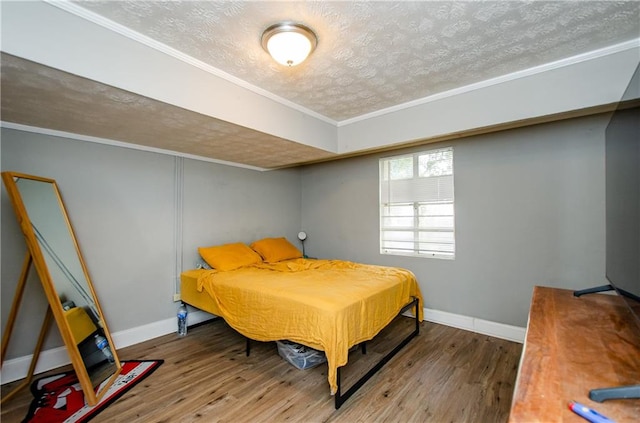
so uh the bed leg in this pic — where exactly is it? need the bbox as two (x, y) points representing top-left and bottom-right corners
(361, 342), (367, 355)
(246, 338), (250, 356)
(335, 367), (342, 409)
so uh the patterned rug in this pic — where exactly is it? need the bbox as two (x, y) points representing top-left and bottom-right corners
(23, 360), (163, 423)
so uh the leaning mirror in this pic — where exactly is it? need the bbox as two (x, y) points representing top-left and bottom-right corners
(1, 171), (120, 405)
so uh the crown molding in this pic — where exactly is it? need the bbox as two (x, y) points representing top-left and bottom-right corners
(44, 0), (338, 127)
(339, 38), (640, 127)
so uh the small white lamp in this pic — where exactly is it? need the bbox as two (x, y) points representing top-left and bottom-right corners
(298, 231), (308, 258)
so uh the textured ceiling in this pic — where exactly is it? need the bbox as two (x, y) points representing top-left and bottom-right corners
(0, 53), (336, 169)
(2, 1), (640, 169)
(74, 0), (640, 121)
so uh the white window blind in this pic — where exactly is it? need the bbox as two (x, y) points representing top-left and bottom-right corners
(379, 147), (455, 259)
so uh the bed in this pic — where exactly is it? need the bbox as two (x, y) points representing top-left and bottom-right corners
(180, 238), (423, 408)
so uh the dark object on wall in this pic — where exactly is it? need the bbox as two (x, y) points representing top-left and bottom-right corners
(573, 63), (640, 401)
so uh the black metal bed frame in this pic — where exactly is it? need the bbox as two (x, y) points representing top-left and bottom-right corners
(334, 296), (420, 409)
(244, 296), (420, 409)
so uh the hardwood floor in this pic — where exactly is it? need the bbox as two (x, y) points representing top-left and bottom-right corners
(1, 317), (522, 422)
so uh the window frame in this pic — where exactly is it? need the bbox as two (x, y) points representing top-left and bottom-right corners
(379, 147), (455, 260)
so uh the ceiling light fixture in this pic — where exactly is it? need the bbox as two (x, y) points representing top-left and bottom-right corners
(261, 22), (317, 67)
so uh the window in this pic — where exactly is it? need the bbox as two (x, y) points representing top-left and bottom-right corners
(379, 147), (455, 259)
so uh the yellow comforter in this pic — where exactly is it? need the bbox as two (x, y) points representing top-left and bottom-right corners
(196, 258), (423, 394)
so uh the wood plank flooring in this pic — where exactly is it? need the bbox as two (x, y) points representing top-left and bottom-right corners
(1, 317), (522, 422)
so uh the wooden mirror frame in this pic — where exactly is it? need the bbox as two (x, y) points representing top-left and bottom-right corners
(1, 171), (121, 405)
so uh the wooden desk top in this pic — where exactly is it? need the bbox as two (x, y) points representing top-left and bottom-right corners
(509, 286), (640, 422)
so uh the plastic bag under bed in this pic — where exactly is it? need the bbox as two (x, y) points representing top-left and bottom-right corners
(276, 340), (327, 370)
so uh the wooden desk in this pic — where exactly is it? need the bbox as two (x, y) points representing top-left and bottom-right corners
(509, 286), (640, 422)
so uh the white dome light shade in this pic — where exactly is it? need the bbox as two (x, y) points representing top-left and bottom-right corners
(267, 32), (311, 66)
(262, 23), (317, 67)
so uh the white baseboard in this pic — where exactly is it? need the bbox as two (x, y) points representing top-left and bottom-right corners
(0, 309), (216, 385)
(423, 308), (526, 343)
(0, 346), (71, 386)
(2, 307), (523, 385)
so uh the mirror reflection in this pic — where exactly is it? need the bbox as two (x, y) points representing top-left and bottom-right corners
(13, 176), (118, 389)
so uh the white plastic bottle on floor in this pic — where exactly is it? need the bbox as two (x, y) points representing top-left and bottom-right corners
(177, 303), (188, 336)
(94, 334), (114, 362)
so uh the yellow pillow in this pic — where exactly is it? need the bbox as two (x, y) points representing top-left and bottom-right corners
(250, 237), (302, 263)
(64, 307), (97, 344)
(198, 242), (262, 271)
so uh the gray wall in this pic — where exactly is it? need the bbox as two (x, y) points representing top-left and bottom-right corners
(1, 112), (609, 359)
(301, 114), (608, 327)
(1, 128), (301, 358)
